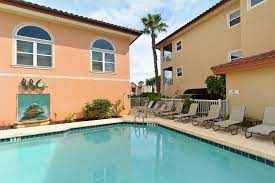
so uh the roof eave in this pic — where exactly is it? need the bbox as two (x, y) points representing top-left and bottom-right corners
(156, 0), (233, 48)
(0, 0), (142, 40)
(211, 50), (275, 75)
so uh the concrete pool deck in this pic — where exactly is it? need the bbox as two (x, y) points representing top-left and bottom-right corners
(0, 115), (274, 162)
(125, 114), (275, 162)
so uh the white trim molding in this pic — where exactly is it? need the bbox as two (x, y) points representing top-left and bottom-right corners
(0, 72), (129, 82)
(13, 23), (55, 69)
(247, 0), (267, 10)
(175, 40), (182, 52)
(227, 8), (240, 29)
(228, 49), (243, 62)
(176, 67), (183, 78)
(90, 38), (116, 74)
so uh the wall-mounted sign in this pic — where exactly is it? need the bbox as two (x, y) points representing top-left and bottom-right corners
(229, 89), (239, 96)
(20, 78), (48, 91)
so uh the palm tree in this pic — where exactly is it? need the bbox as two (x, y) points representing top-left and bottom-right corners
(141, 14), (168, 94)
(146, 78), (154, 92)
(145, 78), (152, 87)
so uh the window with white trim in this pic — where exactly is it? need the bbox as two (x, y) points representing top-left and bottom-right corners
(15, 25), (53, 68)
(230, 50), (243, 62)
(249, 0), (266, 9)
(228, 9), (240, 27)
(176, 41), (182, 51)
(91, 39), (115, 73)
(176, 67), (183, 77)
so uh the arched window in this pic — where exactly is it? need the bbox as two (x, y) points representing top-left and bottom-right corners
(91, 39), (115, 73)
(15, 25), (53, 68)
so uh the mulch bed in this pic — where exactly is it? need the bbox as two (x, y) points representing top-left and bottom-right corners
(0, 126), (13, 130)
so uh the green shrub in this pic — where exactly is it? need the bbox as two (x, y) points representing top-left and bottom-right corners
(83, 99), (113, 120)
(112, 100), (125, 117)
(205, 75), (226, 99)
(139, 92), (161, 102)
(65, 113), (77, 123)
(182, 96), (193, 113)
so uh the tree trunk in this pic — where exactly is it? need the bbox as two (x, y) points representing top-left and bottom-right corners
(151, 33), (161, 94)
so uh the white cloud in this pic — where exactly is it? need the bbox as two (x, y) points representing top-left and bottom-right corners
(86, 0), (213, 83)
(26, 0), (219, 83)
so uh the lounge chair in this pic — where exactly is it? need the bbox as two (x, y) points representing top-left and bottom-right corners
(148, 101), (161, 113)
(245, 107), (275, 144)
(137, 101), (154, 112)
(171, 103), (199, 121)
(154, 102), (173, 116)
(152, 103), (166, 114)
(192, 104), (222, 128)
(162, 102), (184, 117)
(213, 105), (246, 135)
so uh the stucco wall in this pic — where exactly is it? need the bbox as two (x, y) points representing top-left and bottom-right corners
(227, 67), (275, 120)
(240, 0), (275, 57)
(160, 1), (241, 96)
(0, 11), (131, 124)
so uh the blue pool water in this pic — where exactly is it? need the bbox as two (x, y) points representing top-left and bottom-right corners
(0, 124), (274, 183)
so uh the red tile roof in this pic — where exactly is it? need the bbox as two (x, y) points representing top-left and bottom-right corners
(156, 0), (232, 48)
(1, 0), (142, 37)
(211, 50), (275, 75)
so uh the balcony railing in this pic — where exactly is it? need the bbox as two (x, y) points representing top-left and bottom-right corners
(163, 53), (172, 63)
(164, 78), (173, 86)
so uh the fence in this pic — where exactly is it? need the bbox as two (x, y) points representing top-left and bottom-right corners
(130, 97), (149, 107)
(160, 98), (229, 118)
(131, 97), (229, 118)
(193, 99), (229, 118)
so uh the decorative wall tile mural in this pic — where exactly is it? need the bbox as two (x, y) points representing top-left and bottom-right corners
(17, 94), (50, 122)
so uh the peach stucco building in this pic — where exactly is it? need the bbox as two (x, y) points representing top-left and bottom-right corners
(0, 0), (141, 124)
(157, 0), (275, 119)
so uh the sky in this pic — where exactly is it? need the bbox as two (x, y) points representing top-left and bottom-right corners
(28, 0), (220, 83)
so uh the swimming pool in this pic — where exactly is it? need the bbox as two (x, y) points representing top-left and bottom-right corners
(0, 124), (274, 183)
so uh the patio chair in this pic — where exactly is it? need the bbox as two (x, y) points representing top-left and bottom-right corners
(171, 103), (199, 121)
(192, 104), (222, 128)
(137, 101), (154, 112)
(162, 102), (184, 117)
(148, 101), (161, 113)
(154, 102), (173, 116)
(245, 107), (275, 144)
(213, 105), (246, 135)
(152, 103), (166, 114)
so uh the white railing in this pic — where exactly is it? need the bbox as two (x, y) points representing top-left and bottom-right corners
(160, 98), (229, 118)
(164, 78), (173, 86)
(163, 53), (172, 63)
(193, 99), (229, 118)
(131, 97), (229, 118)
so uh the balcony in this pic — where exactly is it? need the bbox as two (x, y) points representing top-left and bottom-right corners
(163, 67), (173, 87)
(163, 53), (172, 63)
(162, 43), (172, 63)
(164, 78), (173, 86)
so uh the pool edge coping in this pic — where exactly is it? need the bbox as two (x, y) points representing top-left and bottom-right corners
(0, 116), (274, 167)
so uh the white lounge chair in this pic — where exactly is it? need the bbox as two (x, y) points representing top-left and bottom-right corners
(192, 104), (222, 128)
(148, 101), (161, 113)
(154, 102), (173, 116)
(172, 103), (198, 121)
(152, 103), (166, 114)
(162, 102), (184, 117)
(213, 105), (246, 135)
(137, 101), (154, 113)
(245, 107), (275, 144)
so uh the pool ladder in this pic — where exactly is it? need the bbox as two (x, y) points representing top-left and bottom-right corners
(134, 110), (148, 123)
